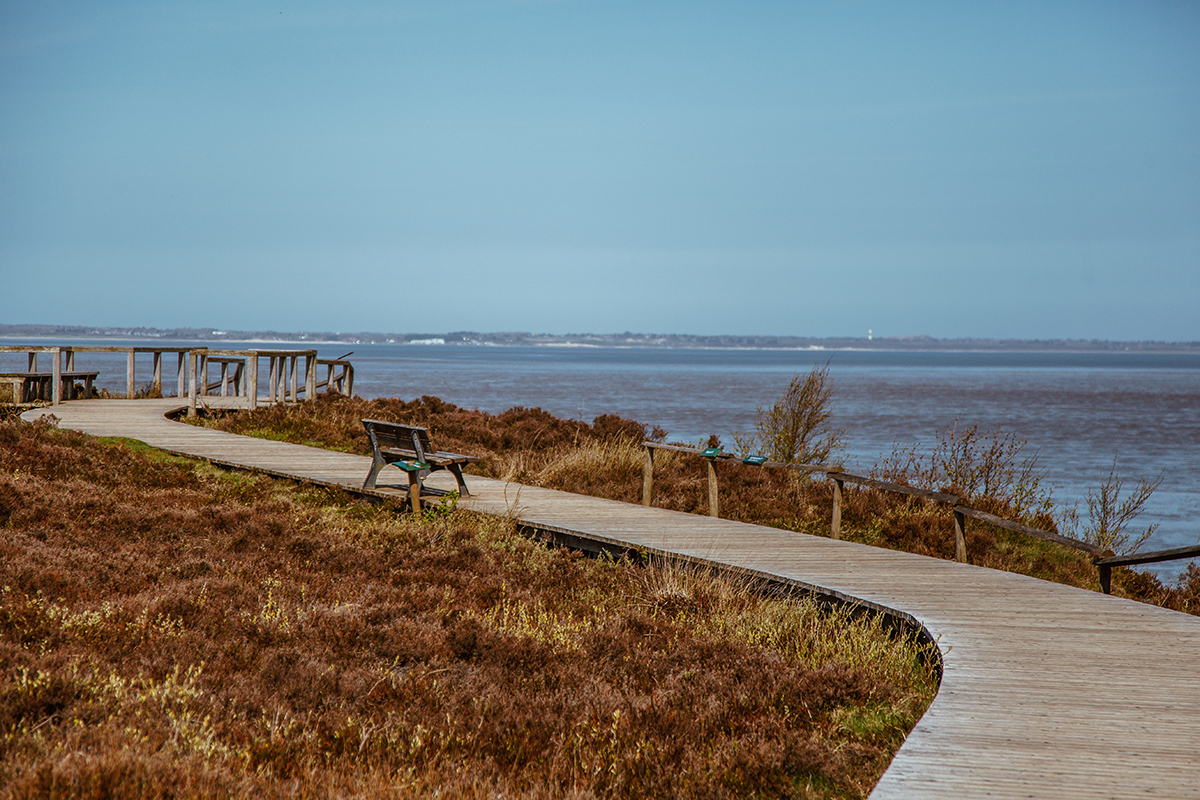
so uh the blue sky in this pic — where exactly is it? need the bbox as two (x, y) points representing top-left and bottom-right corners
(2, 1), (1198, 339)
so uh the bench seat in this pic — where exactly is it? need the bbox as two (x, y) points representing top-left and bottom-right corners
(0, 372), (99, 403)
(361, 419), (478, 510)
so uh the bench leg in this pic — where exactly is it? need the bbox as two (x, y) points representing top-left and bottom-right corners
(363, 455), (386, 490)
(448, 463), (470, 497)
(408, 471), (422, 512)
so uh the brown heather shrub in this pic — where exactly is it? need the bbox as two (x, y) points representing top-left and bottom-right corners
(196, 392), (658, 465)
(0, 419), (937, 798)
(0, 403), (29, 424)
(194, 395), (1200, 615)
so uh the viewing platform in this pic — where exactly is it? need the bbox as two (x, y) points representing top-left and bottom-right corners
(0, 344), (353, 411)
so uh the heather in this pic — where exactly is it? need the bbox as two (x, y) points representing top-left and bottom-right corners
(0, 419), (936, 798)
(196, 393), (1200, 615)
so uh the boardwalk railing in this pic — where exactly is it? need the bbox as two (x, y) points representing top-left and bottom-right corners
(315, 358), (354, 396)
(1, 345), (194, 404)
(642, 441), (1197, 593)
(1095, 544), (1200, 594)
(0, 345), (354, 413)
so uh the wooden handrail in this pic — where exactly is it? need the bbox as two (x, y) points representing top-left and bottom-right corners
(641, 441), (838, 519)
(826, 471), (961, 505)
(954, 505), (1108, 556)
(639, 440), (1175, 591)
(314, 358), (353, 396)
(1, 345), (205, 403)
(643, 441), (833, 471)
(3, 345), (351, 412)
(1095, 543), (1200, 568)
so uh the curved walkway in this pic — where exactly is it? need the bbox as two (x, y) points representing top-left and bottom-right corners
(23, 399), (1200, 799)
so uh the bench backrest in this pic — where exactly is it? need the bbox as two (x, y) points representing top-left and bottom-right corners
(362, 419), (435, 460)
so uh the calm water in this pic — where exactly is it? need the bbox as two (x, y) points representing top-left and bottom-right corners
(6, 339), (1198, 580)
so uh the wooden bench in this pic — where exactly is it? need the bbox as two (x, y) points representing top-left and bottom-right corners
(361, 419), (476, 510)
(0, 372), (99, 403)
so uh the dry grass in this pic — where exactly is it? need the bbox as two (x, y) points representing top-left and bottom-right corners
(1, 418), (937, 798)
(194, 394), (1200, 616)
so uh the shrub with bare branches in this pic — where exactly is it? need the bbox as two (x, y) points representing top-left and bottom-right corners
(873, 419), (1054, 522)
(1058, 457), (1164, 555)
(734, 364), (844, 466)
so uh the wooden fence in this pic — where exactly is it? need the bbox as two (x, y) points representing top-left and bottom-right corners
(642, 441), (1199, 593)
(0, 345), (353, 415)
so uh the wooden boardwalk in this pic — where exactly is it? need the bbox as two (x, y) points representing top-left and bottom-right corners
(23, 399), (1200, 799)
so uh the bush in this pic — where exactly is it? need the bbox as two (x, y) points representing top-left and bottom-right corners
(1058, 457), (1163, 555)
(873, 419), (1054, 522)
(735, 364), (844, 465)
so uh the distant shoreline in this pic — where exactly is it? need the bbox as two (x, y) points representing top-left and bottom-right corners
(2, 324), (1198, 354)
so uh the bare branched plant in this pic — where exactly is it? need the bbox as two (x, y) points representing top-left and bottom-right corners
(1059, 458), (1163, 554)
(134, 381), (163, 399)
(873, 419), (1053, 520)
(735, 364), (844, 465)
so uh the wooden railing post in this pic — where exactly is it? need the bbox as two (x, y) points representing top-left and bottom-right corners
(126, 350), (136, 399)
(28, 351), (37, 371)
(305, 354), (316, 399)
(831, 478), (844, 540)
(290, 356), (299, 402)
(177, 352), (186, 398)
(642, 446), (654, 506)
(1091, 544), (1200, 594)
(51, 347), (62, 405)
(187, 351), (198, 417)
(345, 364), (354, 396)
(953, 508), (967, 563)
(247, 353), (259, 409)
(706, 458), (719, 518)
(152, 351), (162, 394)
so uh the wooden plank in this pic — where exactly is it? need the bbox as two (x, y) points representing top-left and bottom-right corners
(642, 447), (653, 506)
(706, 458), (719, 517)
(51, 347), (61, 405)
(953, 508), (967, 563)
(126, 350), (136, 399)
(643, 441), (831, 472)
(828, 470), (962, 504)
(644, 441), (708, 455)
(1097, 543), (1200, 567)
(955, 505), (1107, 556)
(831, 477), (843, 540)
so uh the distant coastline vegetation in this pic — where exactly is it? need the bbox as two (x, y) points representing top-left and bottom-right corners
(2, 323), (1198, 352)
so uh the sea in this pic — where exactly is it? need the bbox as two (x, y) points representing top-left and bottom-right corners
(5, 338), (1198, 581)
